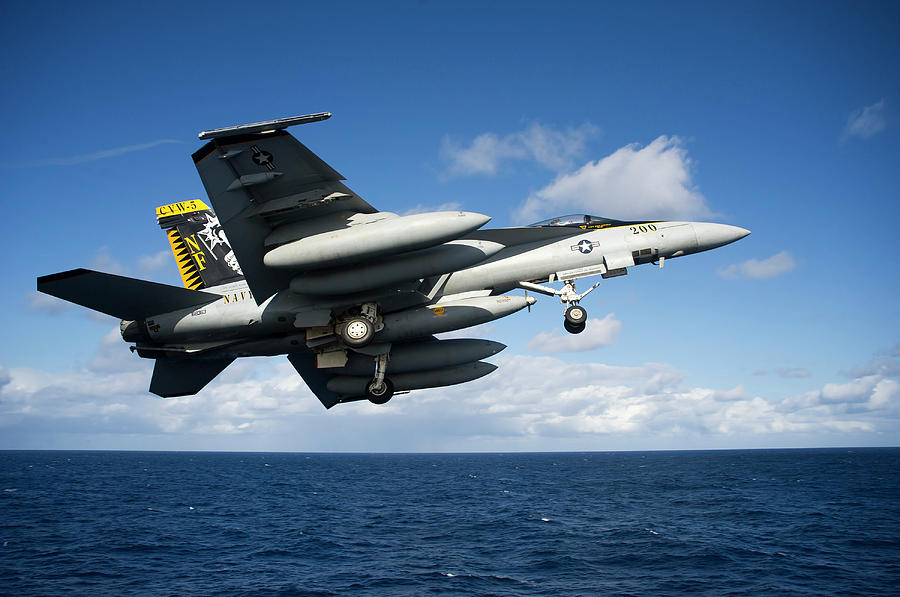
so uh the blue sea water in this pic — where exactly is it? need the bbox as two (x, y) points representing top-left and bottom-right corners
(2, 449), (899, 596)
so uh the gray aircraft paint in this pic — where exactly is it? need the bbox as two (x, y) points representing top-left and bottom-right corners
(337, 339), (506, 377)
(263, 211), (491, 269)
(326, 361), (498, 398)
(290, 239), (505, 296)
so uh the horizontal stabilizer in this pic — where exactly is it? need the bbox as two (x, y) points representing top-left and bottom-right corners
(150, 357), (234, 398)
(37, 269), (221, 320)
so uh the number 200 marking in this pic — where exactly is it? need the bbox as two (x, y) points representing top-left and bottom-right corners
(630, 224), (657, 234)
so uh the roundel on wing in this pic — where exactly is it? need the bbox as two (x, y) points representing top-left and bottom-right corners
(250, 145), (276, 170)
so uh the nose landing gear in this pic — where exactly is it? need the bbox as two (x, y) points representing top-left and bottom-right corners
(564, 304), (587, 334)
(518, 278), (600, 335)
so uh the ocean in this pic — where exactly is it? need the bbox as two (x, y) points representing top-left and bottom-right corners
(2, 449), (898, 595)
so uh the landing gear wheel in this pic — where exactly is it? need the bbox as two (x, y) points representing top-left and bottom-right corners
(367, 378), (394, 405)
(565, 305), (587, 325)
(564, 319), (586, 335)
(341, 317), (374, 348)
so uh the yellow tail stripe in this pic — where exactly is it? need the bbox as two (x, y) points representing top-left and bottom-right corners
(166, 229), (204, 290)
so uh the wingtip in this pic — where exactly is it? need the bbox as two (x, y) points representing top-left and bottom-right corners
(36, 268), (92, 288)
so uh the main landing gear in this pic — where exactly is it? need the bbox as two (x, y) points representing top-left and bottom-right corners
(366, 353), (394, 404)
(518, 278), (601, 335)
(339, 304), (393, 403)
(339, 302), (380, 348)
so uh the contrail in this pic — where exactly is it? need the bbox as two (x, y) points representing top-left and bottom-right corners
(2, 139), (183, 168)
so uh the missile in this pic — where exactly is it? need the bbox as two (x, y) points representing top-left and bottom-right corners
(338, 338), (506, 376)
(290, 239), (504, 295)
(264, 211), (491, 270)
(327, 361), (498, 397)
(376, 294), (535, 343)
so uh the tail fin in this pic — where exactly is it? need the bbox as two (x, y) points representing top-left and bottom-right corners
(156, 200), (245, 290)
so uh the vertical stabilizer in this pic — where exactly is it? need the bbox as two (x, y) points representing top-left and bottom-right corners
(156, 200), (245, 290)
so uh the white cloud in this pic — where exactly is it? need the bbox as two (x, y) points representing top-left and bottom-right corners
(90, 246), (127, 275)
(717, 250), (797, 280)
(137, 250), (173, 274)
(83, 246), (174, 279)
(1, 139), (182, 168)
(527, 314), (622, 353)
(869, 379), (899, 409)
(777, 367), (810, 379)
(516, 136), (711, 223)
(26, 291), (72, 315)
(441, 122), (599, 177)
(844, 99), (887, 139)
(820, 376), (879, 403)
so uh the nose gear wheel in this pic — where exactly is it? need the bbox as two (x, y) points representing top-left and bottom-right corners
(565, 305), (586, 325)
(564, 319), (586, 334)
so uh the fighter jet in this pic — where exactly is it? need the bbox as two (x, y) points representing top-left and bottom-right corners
(37, 113), (750, 408)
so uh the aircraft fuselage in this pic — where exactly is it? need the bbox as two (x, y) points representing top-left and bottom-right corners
(127, 219), (748, 352)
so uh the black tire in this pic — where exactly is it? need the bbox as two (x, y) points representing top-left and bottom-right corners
(341, 317), (374, 348)
(367, 378), (394, 405)
(564, 319), (586, 334)
(565, 305), (587, 325)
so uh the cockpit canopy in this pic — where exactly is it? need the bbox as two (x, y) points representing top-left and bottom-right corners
(528, 214), (634, 229)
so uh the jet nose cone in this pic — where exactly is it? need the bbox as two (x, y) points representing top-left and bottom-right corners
(692, 223), (751, 252)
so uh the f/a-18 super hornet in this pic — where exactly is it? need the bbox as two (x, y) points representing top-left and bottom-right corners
(37, 113), (749, 408)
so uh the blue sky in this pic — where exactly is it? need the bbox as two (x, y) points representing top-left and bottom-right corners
(1, 1), (898, 451)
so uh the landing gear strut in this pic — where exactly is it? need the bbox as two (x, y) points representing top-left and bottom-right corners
(366, 353), (394, 404)
(518, 278), (600, 335)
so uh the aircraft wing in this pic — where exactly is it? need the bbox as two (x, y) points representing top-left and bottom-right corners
(192, 118), (377, 303)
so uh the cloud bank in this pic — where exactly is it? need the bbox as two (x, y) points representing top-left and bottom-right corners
(3, 331), (898, 451)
